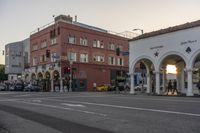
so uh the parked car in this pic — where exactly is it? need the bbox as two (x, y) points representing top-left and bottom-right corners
(9, 85), (15, 91)
(96, 84), (109, 91)
(0, 84), (6, 91)
(14, 83), (24, 91)
(24, 84), (41, 92)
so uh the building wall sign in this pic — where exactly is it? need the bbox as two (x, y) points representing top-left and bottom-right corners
(180, 40), (197, 45)
(150, 45), (163, 50)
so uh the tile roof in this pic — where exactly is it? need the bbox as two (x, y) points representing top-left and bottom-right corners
(129, 19), (200, 41)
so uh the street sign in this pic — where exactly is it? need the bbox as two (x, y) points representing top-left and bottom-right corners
(122, 51), (129, 56)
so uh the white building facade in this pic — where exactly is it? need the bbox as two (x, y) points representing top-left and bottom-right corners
(129, 20), (200, 96)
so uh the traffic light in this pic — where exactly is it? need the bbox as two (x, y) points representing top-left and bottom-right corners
(46, 49), (50, 58)
(66, 67), (71, 74)
(116, 47), (120, 56)
(64, 66), (71, 75)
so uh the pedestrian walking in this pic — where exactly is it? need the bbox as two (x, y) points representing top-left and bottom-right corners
(173, 80), (178, 94)
(167, 80), (172, 95)
(93, 82), (96, 92)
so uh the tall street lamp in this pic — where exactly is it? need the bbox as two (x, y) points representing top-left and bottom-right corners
(133, 28), (144, 35)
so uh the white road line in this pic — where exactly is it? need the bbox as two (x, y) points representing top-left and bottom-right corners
(61, 103), (85, 107)
(0, 92), (16, 95)
(45, 98), (200, 117)
(32, 99), (42, 103)
(10, 100), (106, 117)
(29, 95), (200, 104)
(0, 99), (19, 102)
(115, 96), (200, 103)
(14, 94), (30, 97)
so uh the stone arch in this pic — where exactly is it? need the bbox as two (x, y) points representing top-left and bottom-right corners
(45, 71), (51, 79)
(37, 72), (43, 80)
(24, 74), (30, 82)
(130, 55), (156, 73)
(158, 51), (188, 70)
(129, 55), (156, 94)
(52, 70), (60, 80)
(189, 49), (200, 68)
(157, 51), (188, 95)
(31, 73), (37, 80)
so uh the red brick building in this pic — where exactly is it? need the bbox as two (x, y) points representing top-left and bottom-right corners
(28, 15), (129, 91)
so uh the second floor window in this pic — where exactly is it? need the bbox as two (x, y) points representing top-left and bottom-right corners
(108, 43), (115, 50)
(93, 55), (104, 62)
(117, 58), (124, 66)
(80, 53), (88, 63)
(51, 52), (58, 62)
(68, 52), (77, 62)
(40, 55), (46, 63)
(108, 57), (115, 65)
(32, 44), (38, 51)
(41, 41), (47, 48)
(32, 57), (38, 66)
(68, 35), (76, 44)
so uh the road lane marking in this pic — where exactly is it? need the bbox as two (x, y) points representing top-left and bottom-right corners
(61, 103), (85, 107)
(14, 94), (31, 97)
(32, 99), (42, 102)
(10, 100), (106, 117)
(115, 96), (200, 103)
(27, 95), (200, 104)
(45, 99), (200, 117)
(0, 99), (19, 102)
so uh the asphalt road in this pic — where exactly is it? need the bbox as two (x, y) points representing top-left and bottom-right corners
(0, 92), (200, 133)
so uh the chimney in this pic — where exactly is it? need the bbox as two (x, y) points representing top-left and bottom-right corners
(75, 15), (77, 22)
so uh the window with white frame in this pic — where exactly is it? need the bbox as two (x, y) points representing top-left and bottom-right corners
(117, 58), (124, 66)
(93, 40), (97, 47)
(80, 53), (88, 63)
(97, 40), (100, 48)
(51, 52), (58, 62)
(51, 37), (57, 45)
(93, 40), (103, 48)
(108, 57), (115, 65)
(80, 37), (88, 46)
(40, 55), (46, 62)
(68, 35), (76, 44)
(40, 56), (43, 63)
(32, 44), (38, 51)
(108, 43), (115, 50)
(33, 57), (38, 66)
(93, 55), (104, 62)
(41, 41), (47, 48)
(68, 52), (77, 62)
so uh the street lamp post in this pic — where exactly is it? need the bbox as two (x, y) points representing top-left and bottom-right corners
(133, 29), (144, 35)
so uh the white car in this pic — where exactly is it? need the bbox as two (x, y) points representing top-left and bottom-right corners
(0, 84), (6, 91)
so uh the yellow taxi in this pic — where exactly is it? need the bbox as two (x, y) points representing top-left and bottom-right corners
(96, 84), (109, 91)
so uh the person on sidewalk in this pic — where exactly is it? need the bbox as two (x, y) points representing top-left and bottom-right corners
(167, 80), (172, 95)
(173, 80), (178, 95)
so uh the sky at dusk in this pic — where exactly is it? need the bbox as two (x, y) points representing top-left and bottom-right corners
(0, 0), (200, 64)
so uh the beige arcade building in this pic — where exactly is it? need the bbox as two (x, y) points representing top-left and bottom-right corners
(129, 20), (200, 96)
